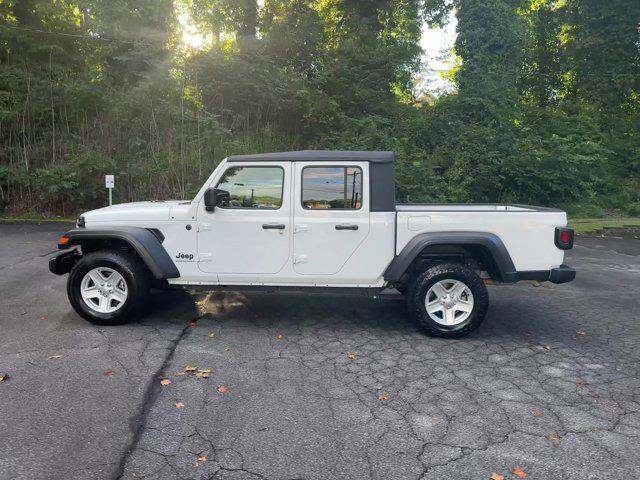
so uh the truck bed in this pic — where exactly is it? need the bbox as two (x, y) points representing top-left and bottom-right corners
(395, 203), (567, 272)
(396, 203), (561, 212)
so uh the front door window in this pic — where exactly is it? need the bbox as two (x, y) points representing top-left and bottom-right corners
(216, 166), (284, 209)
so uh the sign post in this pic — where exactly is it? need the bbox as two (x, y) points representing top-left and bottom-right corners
(105, 175), (114, 206)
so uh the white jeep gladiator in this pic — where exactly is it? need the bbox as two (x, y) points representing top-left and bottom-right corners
(50, 151), (575, 337)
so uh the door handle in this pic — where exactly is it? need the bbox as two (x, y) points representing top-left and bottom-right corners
(335, 224), (358, 231)
(262, 223), (286, 230)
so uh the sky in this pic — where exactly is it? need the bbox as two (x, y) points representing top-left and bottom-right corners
(418, 9), (458, 95)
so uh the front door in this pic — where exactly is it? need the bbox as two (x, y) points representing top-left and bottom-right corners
(292, 162), (370, 275)
(197, 162), (291, 274)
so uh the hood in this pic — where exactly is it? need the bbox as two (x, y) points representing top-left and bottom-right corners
(82, 201), (189, 223)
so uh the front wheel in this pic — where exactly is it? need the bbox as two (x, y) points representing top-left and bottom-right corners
(67, 251), (150, 325)
(406, 263), (489, 338)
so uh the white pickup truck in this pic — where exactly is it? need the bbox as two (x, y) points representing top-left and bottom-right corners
(50, 151), (575, 337)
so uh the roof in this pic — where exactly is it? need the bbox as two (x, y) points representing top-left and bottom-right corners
(226, 150), (395, 163)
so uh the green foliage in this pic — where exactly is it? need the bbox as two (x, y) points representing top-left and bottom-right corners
(0, 0), (638, 216)
(570, 216), (640, 234)
(506, 108), (609, 206)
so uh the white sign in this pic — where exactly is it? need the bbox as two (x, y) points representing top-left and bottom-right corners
(105, 175), (115, 188)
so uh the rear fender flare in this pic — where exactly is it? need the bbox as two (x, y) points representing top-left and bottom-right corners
(59, 227), (180, 279)
(383, 232), (517, 283)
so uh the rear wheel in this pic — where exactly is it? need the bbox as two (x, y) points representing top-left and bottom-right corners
(406, 263), (488, 338)
(67, 251), (150, 325)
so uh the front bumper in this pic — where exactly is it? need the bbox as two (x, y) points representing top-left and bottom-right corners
(49, 249), (81, 275)
(548, 264), (576, 284)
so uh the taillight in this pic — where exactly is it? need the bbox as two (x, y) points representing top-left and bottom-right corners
(555, 227), (574, 250)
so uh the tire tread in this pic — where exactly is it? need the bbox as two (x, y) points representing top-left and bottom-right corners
(67, 250), (150, 325)
(406, 263), (489, 338)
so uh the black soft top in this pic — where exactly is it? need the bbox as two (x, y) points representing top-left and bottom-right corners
(225, 150), (396, 212)
(226, 150), (395, 163)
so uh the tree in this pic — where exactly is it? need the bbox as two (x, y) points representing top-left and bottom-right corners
(188, 0), (256, 43)
(0, 0), (638, 215)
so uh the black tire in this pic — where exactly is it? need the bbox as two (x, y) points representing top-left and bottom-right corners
(67, 250), (150, 325)
(406, 263), (489, 338)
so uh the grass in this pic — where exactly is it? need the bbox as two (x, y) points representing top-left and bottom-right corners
(0, 214), (76, 223)
(570, 217), (640, 234)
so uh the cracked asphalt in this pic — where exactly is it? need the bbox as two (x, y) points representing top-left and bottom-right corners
(1, 222), (639, 480)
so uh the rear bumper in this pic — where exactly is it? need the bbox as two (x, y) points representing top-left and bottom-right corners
(512, 264), (576, 284)
(49, 249), (81, 275)
(548, 264), (576, 284)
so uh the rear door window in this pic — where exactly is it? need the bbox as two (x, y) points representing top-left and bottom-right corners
(301, 166), (362, 210)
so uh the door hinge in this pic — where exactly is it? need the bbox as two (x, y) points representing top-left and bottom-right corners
(198, 253), (212, 262)
(294, 224), (308, 234)
(293, 254), (308, 264)
(197, 222), (211, 232)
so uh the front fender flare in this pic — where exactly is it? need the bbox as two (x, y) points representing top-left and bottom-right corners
(383, 231), (518, 283)
(58, 227), (180, 279)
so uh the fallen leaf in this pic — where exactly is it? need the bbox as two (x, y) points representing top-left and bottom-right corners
(576, 330), (587, 336)
(512, 466), (527, 478)
(276, 334), (284, 340)
(547, 434), (561, 442)
(198, 455), (207, 462)
(184, 365), (197, 372)
(377, 394), (388, 401)
(160, 378), (171, 386)
(224, 347), (230, 352)
(175, 402), (185, 409)
(103, 370), (115, 376)
(196, 369), (211, 378)
(217, 385), (229, 394)
(48, 355), (63, 360)
(0, 374), (8, 382)
(490, 474), (504, 480)
(347, 352), (356, 360)
(543, 345), (552, 351)
(532, 409), (544, 417)
(208, 333), (216, 338)
(40, 315), (48, 320)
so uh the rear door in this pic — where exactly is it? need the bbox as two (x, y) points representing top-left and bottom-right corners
(292, 161), (370, 275)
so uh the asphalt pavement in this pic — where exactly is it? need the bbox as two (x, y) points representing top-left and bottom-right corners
(1, 222), (639, 480)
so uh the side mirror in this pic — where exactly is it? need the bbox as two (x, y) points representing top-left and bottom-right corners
(204, 188), (230, 212)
